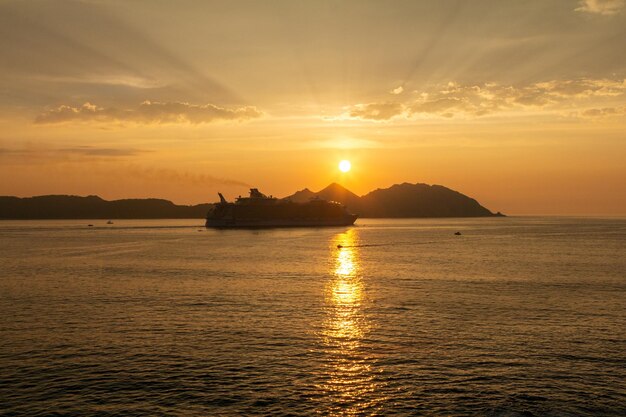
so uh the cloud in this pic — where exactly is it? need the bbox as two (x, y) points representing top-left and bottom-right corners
(348, 102), (405, 121)
(0, 147), (250, 188)
(390, 86), (404, 95)
(344, 78), (626, 120)
(575, 0), (624, 15)
(533, 78), (625, 97)
(0, 0), (238, 106)
(410, 97), (471, 117)
(35, 101), (262, 125)
(60, 146), (146, 157)
(34, 74), (164, 89)
(122, 164), (251, 188)
(0, 146), (146, 159)
(580, 105), (626, 118)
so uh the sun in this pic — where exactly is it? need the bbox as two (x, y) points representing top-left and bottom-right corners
(339, 160), (351, 172)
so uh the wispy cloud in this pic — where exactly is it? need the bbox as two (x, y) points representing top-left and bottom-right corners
(35, 101), (262, 125)
(0, 146), (146, 159)
(33, 74), (164, 89)
(0, 147), (250, 188)
(0, 0), (239, 105)
(575, 0), (624, 15)
(342, 78), (626, 121)
(121, 164), (251, 188)
(60, 146), (146, 157)
(579, 105), (626, 118)
(348, 102), (405, 121)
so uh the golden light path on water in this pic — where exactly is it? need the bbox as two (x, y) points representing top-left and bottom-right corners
(318, 229), (384, 415)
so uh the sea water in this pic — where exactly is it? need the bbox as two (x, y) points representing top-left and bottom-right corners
(1, 218), (625, 416)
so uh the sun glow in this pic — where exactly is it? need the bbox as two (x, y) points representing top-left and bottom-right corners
(339, 160), (351, 172)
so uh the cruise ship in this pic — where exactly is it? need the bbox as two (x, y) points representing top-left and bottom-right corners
(205, 188), (358, 228)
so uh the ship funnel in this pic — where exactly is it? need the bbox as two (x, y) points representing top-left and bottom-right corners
(218, 193), (227, 204)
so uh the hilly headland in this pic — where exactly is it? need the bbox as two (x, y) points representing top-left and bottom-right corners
(0, 182), (503, 219)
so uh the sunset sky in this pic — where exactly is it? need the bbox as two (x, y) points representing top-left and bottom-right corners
(1, 0), (625, 215)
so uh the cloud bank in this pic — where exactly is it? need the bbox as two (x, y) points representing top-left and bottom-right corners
(349, 102), (405, 121)
(344, 78), (626, 121)
(35, 101), (262, 125)
(580, 105), (626, 118)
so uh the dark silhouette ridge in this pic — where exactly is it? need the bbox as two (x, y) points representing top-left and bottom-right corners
(0, 182), (503, 219)
(286, 188), (316, 203)
(358, 183), (497, 217)
(284, 182), (503, 218)
(0, 195), (211, 219)
(313, 183), (362, 210)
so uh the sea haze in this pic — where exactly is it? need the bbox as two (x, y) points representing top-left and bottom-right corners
(1, 218), (625, 416)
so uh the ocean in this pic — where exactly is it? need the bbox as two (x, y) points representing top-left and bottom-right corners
(1, 218), (624, 416)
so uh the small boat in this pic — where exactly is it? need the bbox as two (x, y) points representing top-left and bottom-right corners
(107, 220), (114, 224)
(454, 231), (462, 235)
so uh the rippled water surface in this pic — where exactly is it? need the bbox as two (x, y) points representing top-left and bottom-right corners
(1, 218), (625, 416)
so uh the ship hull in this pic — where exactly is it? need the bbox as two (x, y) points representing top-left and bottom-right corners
(205, 191), (358, 228)
(205, 215), (357, 228)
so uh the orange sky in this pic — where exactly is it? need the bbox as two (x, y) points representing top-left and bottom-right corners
(0, 0), (625, 215)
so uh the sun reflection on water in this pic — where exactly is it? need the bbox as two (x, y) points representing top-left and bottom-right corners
(317, 229), (383, 415)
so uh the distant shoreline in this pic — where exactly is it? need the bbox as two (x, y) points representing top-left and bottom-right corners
(0, 182), (505, 220)
(0, 215), (506, 220)
(2, 216), (625, 222)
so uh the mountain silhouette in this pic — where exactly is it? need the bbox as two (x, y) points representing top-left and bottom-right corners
(286, 188), (317, 203)
(286, 183), (361, 207)
(359, 183), (496, 217)
(284, 182), (501, 218)
(0, 182), (503, 219)
(0, 195), (211, 219)
(315, 183), (362, 209)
